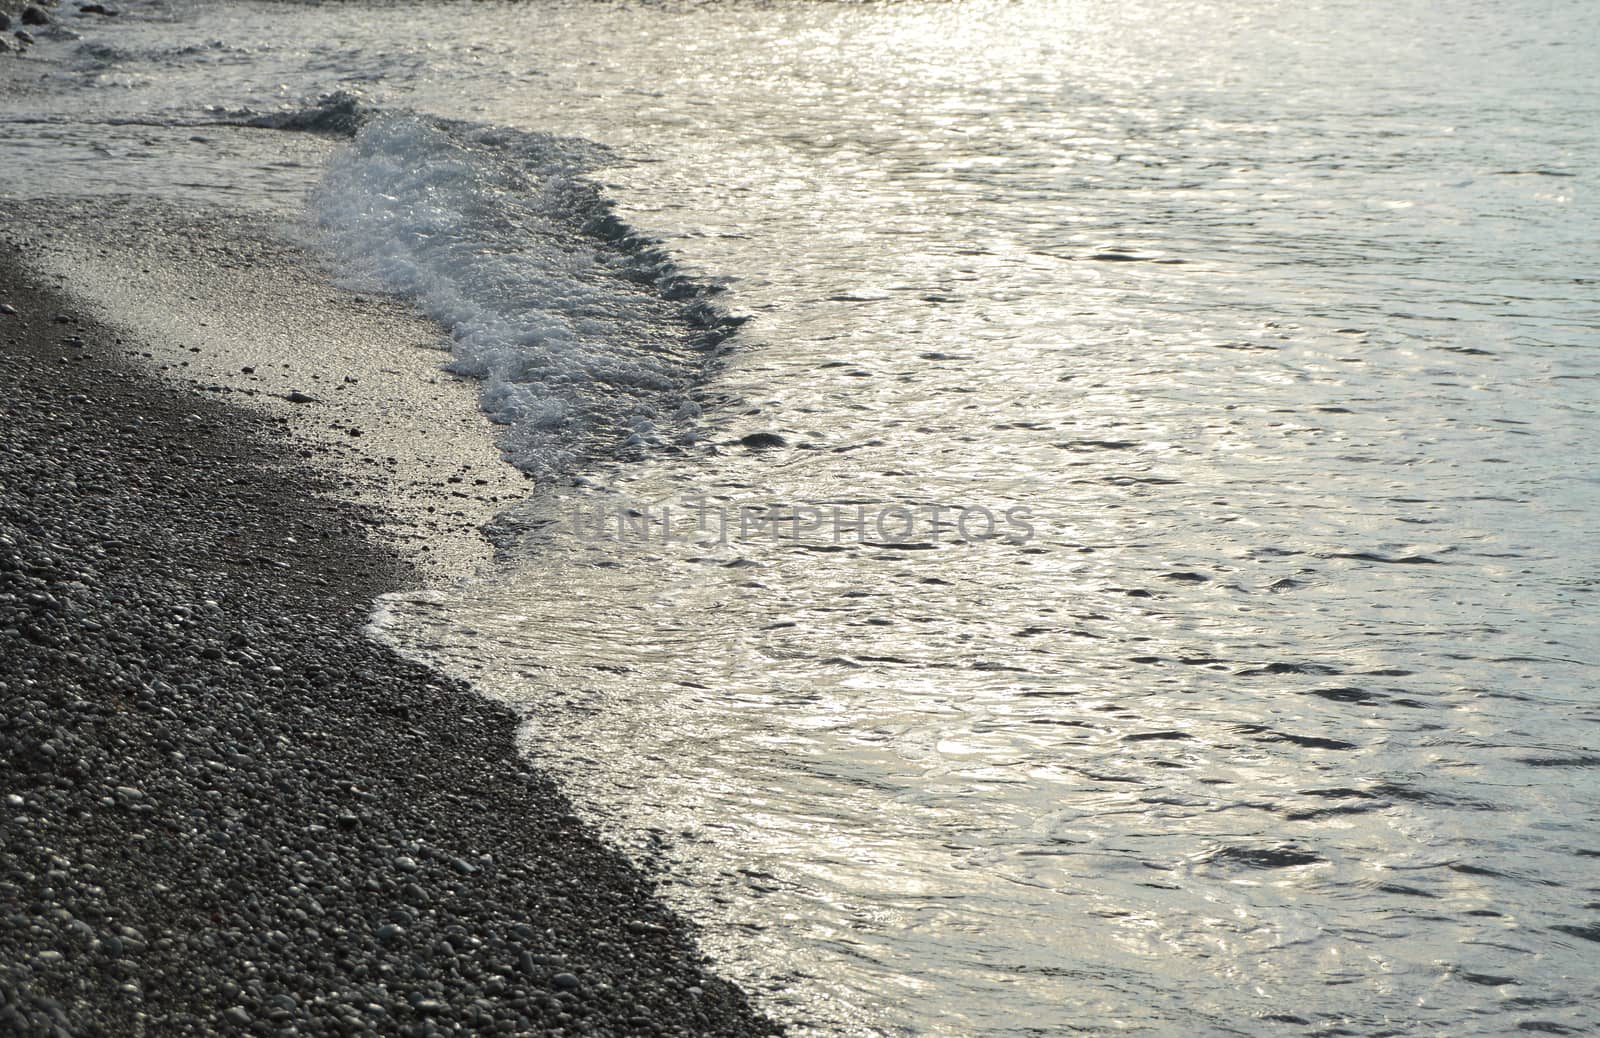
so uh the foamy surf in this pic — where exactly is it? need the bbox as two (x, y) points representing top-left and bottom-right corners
(309, 109), (742, 482)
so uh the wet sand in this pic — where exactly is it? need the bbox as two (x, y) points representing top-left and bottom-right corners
(5, 198), (530, 586)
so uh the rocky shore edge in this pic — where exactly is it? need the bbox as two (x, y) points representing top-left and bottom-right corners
(0, 0), (115, 56)
(0, 246), (779, 1036)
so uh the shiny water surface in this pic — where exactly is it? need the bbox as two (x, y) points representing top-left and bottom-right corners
(398, 3), (1600, 1034)
(6, 1), (1599, 1034)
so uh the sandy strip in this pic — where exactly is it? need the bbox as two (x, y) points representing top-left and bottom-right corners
(5, 197), (529, 587)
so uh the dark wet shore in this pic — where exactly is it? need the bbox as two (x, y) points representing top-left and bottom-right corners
(0, 246), (779, 1036)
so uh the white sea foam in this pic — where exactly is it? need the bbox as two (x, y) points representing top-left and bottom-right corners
(310, 113), (729, 480)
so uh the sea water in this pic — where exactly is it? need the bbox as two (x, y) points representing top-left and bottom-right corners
(3, 1), (1597, 1034)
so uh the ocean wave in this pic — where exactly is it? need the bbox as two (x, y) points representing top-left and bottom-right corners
(306, 106), (741, 481)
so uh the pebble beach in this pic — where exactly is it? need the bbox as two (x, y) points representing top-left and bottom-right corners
(0, 247), (777, 1036)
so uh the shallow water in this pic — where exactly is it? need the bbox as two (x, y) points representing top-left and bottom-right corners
(5, 1), (1599, 1034)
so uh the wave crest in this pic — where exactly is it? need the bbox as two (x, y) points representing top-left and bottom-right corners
(310, 111), (741, 481)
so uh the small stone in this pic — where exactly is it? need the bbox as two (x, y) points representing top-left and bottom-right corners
(284, 390), (318, 404)
(393, 855), (418, 872)
(0, 303), (15, 316)
(376, 923), (405, 943)
(21, 6), (50, 27)
(551, 971), (581, 991)
(738, 431), (788, 449)
(0, 13), (11, 31)
(222, 1006), (251, 1027)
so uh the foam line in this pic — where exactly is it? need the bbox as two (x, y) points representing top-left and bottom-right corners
(310, 108), (740, 481)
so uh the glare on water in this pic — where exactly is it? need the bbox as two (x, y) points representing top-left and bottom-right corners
(382, 2), (1598, 1034)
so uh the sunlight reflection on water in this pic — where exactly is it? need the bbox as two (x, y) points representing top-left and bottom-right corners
(375, 2), (1598, 1033)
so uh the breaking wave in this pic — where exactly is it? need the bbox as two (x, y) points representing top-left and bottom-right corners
(306, 101), (741, 481)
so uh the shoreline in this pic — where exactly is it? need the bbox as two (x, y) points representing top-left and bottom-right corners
(4, 197), (531, 588)
(0, 246), (779, 1035)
